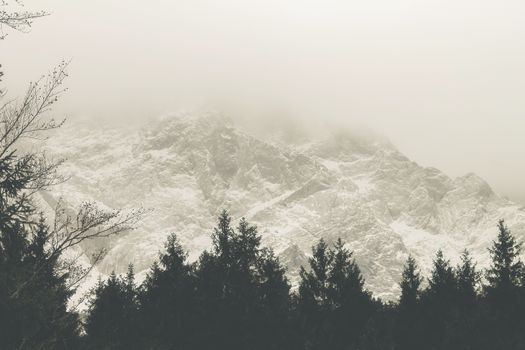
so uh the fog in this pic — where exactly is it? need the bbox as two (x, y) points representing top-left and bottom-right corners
(2, 0), (525, 204)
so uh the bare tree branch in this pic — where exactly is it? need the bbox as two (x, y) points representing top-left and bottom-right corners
(0, 61), (68, 157)
(0, 1), (48, 39)
(0, 60), (146, 300)
(9, 201), (146, 299)
(50, 199), (146, 260)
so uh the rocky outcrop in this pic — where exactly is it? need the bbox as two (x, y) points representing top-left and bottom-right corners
(41, 112), (525, 300)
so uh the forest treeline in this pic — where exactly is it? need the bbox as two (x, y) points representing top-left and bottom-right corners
(5, 189), (525, 349)
(80, 214), (525, 350)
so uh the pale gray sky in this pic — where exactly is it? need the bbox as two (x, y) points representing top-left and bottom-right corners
(2, 0), (525, 204)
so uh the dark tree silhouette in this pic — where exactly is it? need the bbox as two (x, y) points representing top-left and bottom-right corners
(394, 255), (423, 350)
(456, 250), (480, 309)
(256, 248), (292, 350)
(79, 218), (525, 350)
(399, 255), (422, 310)
(0, 5), (143, 347)
(297, 238), (375, 350)
(138, 234), (196, 349)
(84, 268), (139, 350)
(486, 220), (524, 294)
(420, 250), (459, 349)
(450, 250), (482, 350)
(296, 239), (333, 349)
(482, 220), (525, 349)
(0, 215), (79, 349)
(327, 238), (375, 349)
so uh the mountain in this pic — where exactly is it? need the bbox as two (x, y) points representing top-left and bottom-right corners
(39, 111), (525, 300)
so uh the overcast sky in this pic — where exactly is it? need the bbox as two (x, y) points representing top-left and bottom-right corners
(2, 0), (525, 204)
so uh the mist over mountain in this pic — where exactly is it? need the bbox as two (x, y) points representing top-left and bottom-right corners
(39, 111), (525, 300)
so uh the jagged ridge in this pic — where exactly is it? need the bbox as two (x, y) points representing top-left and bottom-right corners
(40, 112), (525, 300)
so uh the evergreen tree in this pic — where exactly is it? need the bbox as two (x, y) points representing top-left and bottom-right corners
(297, 238), (375, 350)
(296, 239), (333, 349)
(124, 264), (137, 304)
(426, 250), (457, 301)
(0, 32), (141, 346)
(236, 217), (261, 273)
(448, 250), (482, 350)
(230, 217), (261, 347)
(194, 212), (275, 350)
(420, 250), (459, 350)
(481, 220), (525, 349)
(456, 250), (480, 308)
(0, 143), (82, 349)
(257, 249), (290, 317)
(212, 209), (236, 267)
(327, 238), (375, 349)
(299, 239), (332, 306)
(138, 234), (195, 349)
(193, 250), (224, 348)
(0, 215), (79, 349)
(394, 255), (423, 350)
(327, 239), (366, 307)
(255, 248), (292, 350)
(399, 255), (421, 310)
(486, 220), (524, 294)
(85, 269), (139, 350)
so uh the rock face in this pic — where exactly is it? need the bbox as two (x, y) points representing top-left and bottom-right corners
(41, 112), (525, 300)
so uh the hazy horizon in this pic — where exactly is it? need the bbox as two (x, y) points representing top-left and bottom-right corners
(2, 0), (524, 204)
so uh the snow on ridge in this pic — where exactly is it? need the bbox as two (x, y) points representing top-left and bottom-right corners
(38, 113), (525, 301)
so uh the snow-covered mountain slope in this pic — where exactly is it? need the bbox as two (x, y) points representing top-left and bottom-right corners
(40, 112), (525, 300)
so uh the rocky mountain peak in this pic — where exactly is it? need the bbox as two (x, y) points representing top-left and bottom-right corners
(454, 173), (495, 199)
(39, 112), (525, 301)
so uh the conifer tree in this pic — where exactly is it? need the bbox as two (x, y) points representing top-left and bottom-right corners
(299, 239), (332, 306)
(0, 120), (82, 347)
(327, 238), (374, 350)
(85, 270), (139, 350)
(138, 234), (195, 349)
(231, 217), (260, 330)
(193, 249), (224, 348)
(426, 250), (457, 301)
(296, 239), (333, 349)
(257, 249), (290, 315)
(420, 250), (459, 350)
(236, 217), (261, 272)
(447, 250), (482, 350)
(0, 215), (79, 349)
(255, 248), (292, 350)
(456, 250), (480, 308)
(399, 255), (421, 310)
(394, 255), (424, 350)
(194, 212), (274, 350)
(213, 209), (236, 266)
(297, 238), (375, 350)
(124, 264), (137, 302)
(486, 220), (524, 294)
(327, 238), (366, 307)
(481, 220), (525, 349)
(0, 17), (142, 345)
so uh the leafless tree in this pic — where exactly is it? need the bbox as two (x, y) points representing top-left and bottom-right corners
(0, 0), (48, 94)
(0, 0), (48, 39)
(1, 62), (145, 297)
(0, 3), (145, 301)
